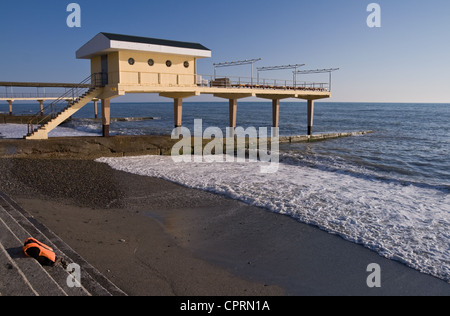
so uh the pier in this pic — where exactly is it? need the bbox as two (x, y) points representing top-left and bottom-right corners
(0, 81), (100, 118)
(1, 33), (337, 140)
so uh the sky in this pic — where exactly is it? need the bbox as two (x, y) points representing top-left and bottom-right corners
(0, 0), (449, 103)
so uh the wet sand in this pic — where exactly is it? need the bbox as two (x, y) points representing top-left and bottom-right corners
(0, 158), (449, 296)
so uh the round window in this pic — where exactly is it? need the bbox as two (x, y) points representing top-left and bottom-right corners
(184, 61), (190, 68)
(148, 59), (154, 66)
(128, 58), (135, 65)
(166, 60), (172, 67)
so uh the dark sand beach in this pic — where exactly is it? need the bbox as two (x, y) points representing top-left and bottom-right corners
(0, 157), (449, 296)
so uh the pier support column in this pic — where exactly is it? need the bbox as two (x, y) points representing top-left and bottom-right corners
(174, 98), (183, 128)
(229, 99), (237, 127)
(229, 99), (237, 137)
(272, 99), (280, 137)
(38, 100), (44, 116)
(213, 93), (252, 137)
(102, 99), (111, 137)
(7, 100), (13, 116)
(159, 92), (198, 129)
(307, 99), (315, 136)
(94, 99), (98, 119)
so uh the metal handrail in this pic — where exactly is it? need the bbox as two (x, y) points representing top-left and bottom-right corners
(198, 74), (330, 91)
(0, 92), (62, 99)
(113, 70), (330, 91)
(27, 73), (106, 136)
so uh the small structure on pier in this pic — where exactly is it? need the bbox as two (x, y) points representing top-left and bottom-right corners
(76, 32), (212, 92)
(9, 32), (335, 140)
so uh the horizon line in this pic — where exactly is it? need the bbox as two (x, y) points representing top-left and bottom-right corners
(108, 101), (450, 105)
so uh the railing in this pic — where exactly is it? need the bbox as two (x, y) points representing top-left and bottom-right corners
(0, 92), (63, 99)
(198, 74), (329, 91)
(115, 70), (330, 92)
(27, 73), (106, 136)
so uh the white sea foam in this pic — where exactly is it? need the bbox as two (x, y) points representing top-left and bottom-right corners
(96, 154), (450, 282)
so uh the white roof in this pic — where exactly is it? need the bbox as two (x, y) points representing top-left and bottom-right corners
(76, 33), (212, 59)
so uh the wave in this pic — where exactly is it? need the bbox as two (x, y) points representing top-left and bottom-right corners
(96, 155), (450, 283)
(278, 151), (450, 193)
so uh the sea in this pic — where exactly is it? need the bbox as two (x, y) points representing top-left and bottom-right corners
(1, 101), (449, 282)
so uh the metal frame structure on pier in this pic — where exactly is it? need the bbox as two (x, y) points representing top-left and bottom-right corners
(214, 58), (262, 85)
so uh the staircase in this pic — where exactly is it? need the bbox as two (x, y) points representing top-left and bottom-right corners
(25, 73), (105, 140)
(0, 191), (126, 296)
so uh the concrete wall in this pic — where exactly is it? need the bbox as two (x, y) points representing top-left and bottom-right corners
(118, 51), (196, 87)
(91, 53), (120, 85)
(90, 56), (102, 76)
(108, 52), (120, 85)
(1, 132), (373, 158)
(91, 51), (197, 88)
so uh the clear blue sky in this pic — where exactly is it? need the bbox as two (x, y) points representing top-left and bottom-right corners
(1, 0), (449, 103)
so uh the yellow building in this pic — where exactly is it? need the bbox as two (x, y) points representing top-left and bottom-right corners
(76, 32), (212, 96)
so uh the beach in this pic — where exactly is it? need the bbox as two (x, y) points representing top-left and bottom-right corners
(0, 157), (448, 296)
(1, 0), (449, 298)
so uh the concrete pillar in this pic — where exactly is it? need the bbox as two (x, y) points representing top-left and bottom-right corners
(94, 99), (98, 119)
(102, 99), (111, 137)
(229, 99), (237, 129)
(38, 100), (44, 116)
(272, 99), (280, 137)
(307, 99), (315, 136)
(228, 99), (237, 137)
(174, 98), (183, 127)
(7, 100), (13, 116)
(272, 99), (280, 128)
